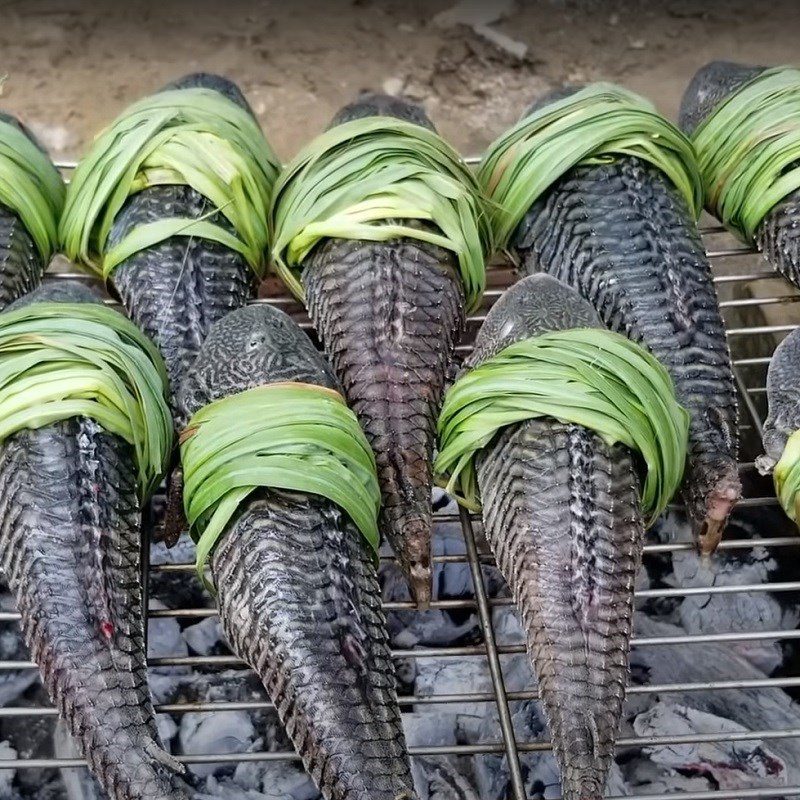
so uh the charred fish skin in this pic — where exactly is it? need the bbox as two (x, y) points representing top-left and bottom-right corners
(0, 283), (188, 800)
(761, 328), (800, 467)
(680, 61), (800, 290)
(302, 93), (465, 607)
(513, 91), (739, 553)
(107, 73), (255, 408)
(0, 114), (53, 312)
(178, 305), (417, 800)
(470, 275), (643, 800)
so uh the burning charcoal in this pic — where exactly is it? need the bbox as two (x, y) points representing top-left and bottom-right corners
(671, 543), (797, 673)
(149, 533), (207, 609)
(633, 701), (788, 789)
(0, 597), (37, 708)
(0, 741), (18, 799)
(403, 712), (459, 748)
(411, 756), (479, 800)
(182, 616), (225, 656)
(622, 758), (715, 794)
(630, 614), (800, 780)
(179, 710), (256, 778)
(225, 757), (320, 799)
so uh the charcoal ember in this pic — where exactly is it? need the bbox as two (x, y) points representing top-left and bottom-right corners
(0, 597), (38, 707)
(633, 701), (788, 789)
(630, 615), (800, 780)
(149, 533), (207, 609)
(182, 616), (225, 656)
(669, 541), (797, 674)
(179, 710), (255, 778)
(411, 756), (479, 799)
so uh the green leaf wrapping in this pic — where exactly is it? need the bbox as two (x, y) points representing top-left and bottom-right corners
(434, 328), (690, 525)
(773, 429), (800, 523)
(692, 66), (800, 241)
(0, 302), (173, 499)
(59, 88), (280, 279)
(478, 83), (703, 248)
(0, 120), (65, 263)
(180, 382), (382, 584)
(269, 116), (493, 313)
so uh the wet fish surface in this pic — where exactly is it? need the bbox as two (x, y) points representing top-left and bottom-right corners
(467, 274), (644, 800)
(178, 304), (417, 800)
(514, 87), (739, 552)
(681, 61), (800, 290)
(0, 114), (55, 312)
(302, 94), (465, 606)
(108, 73), (257, 409)
(0, 283), (188, 800)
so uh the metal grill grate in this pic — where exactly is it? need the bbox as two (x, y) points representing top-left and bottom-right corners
(1, 161), (800, 799)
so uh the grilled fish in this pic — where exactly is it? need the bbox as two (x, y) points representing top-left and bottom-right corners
(302, 94), (465, 606)
(467, 274), (643, 800)
(513, 87), (739, 553)
(177, 304), (417, 800)
(681, 61), (800, 289)
(0, 114), (55, 311)
(107, 73), (258, 411)
(0, 283), (188, 800)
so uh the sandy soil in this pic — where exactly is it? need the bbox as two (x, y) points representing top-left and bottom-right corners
(1, 0), (799, 164)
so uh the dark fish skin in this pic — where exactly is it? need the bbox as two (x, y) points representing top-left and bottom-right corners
(760, 328), (800, 470)
(0, 112), (56, 311)
(105, 73), (256, 412)
(178, 304), (417, 800)
(0, 284), (188, 800)
(467, 274), (643, 800)
(513, 99), (739, 553)
(301, 93), (465, 607)
(680, 61), (800, 290)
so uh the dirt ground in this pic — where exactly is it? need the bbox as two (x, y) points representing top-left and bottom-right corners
(1, 0), (799, 162)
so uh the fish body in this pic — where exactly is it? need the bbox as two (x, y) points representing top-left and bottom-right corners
(301, 94), (466, 606)
(680, 61), (800, 289)
(514, 95), (738, 551)
(0, 284), (188, 800)
(104, 73), (257, 410)
(178, 304), (416, 800)
(0, 114), (56, 311)
(467, 274), (643, 800)
(760, 328), (800, 473)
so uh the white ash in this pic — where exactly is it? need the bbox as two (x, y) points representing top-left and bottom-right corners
(179, 710), (255, 778)
(0, 741), (17, 799)
(403, 711), (459, 748)
(412, 756), (480, 800)
(55, 721), (102, 800)
(182, 616), (225, 656)
(633, 701), (788, 789)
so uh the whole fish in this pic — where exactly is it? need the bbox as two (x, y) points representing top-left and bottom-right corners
(680, 61), (800, 288)
(93, 72), (264, 410)
(467, 274), (643, 800)
(0, 283), (188, 800)
(302, 94), (466, 606)
(512, 86), (739, 553)
(0, 114), (59, 311)
(177, 304), (417, 800)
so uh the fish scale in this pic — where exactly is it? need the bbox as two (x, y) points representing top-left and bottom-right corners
(303, 233), (464, 607)
(211, 493), (415, 800)
(757, 190), (800, 287)
(177, 303), (416, 800)
(515, 155), (739, 552)
(109, 184), (252, 408)
(477, 419), (641, 800)
(0, 206), (43, 312)
(0, 418), (188, 800)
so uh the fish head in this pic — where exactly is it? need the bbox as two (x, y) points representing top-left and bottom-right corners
(328, 92), (436, 132)
(6, 282), (104, 309)
(466, 274), (601, 368)
(177, 304), (341, 423)
(679, 60), (766, 135)
(159, 72), (255, 116)
(522, 83), (585, 118)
